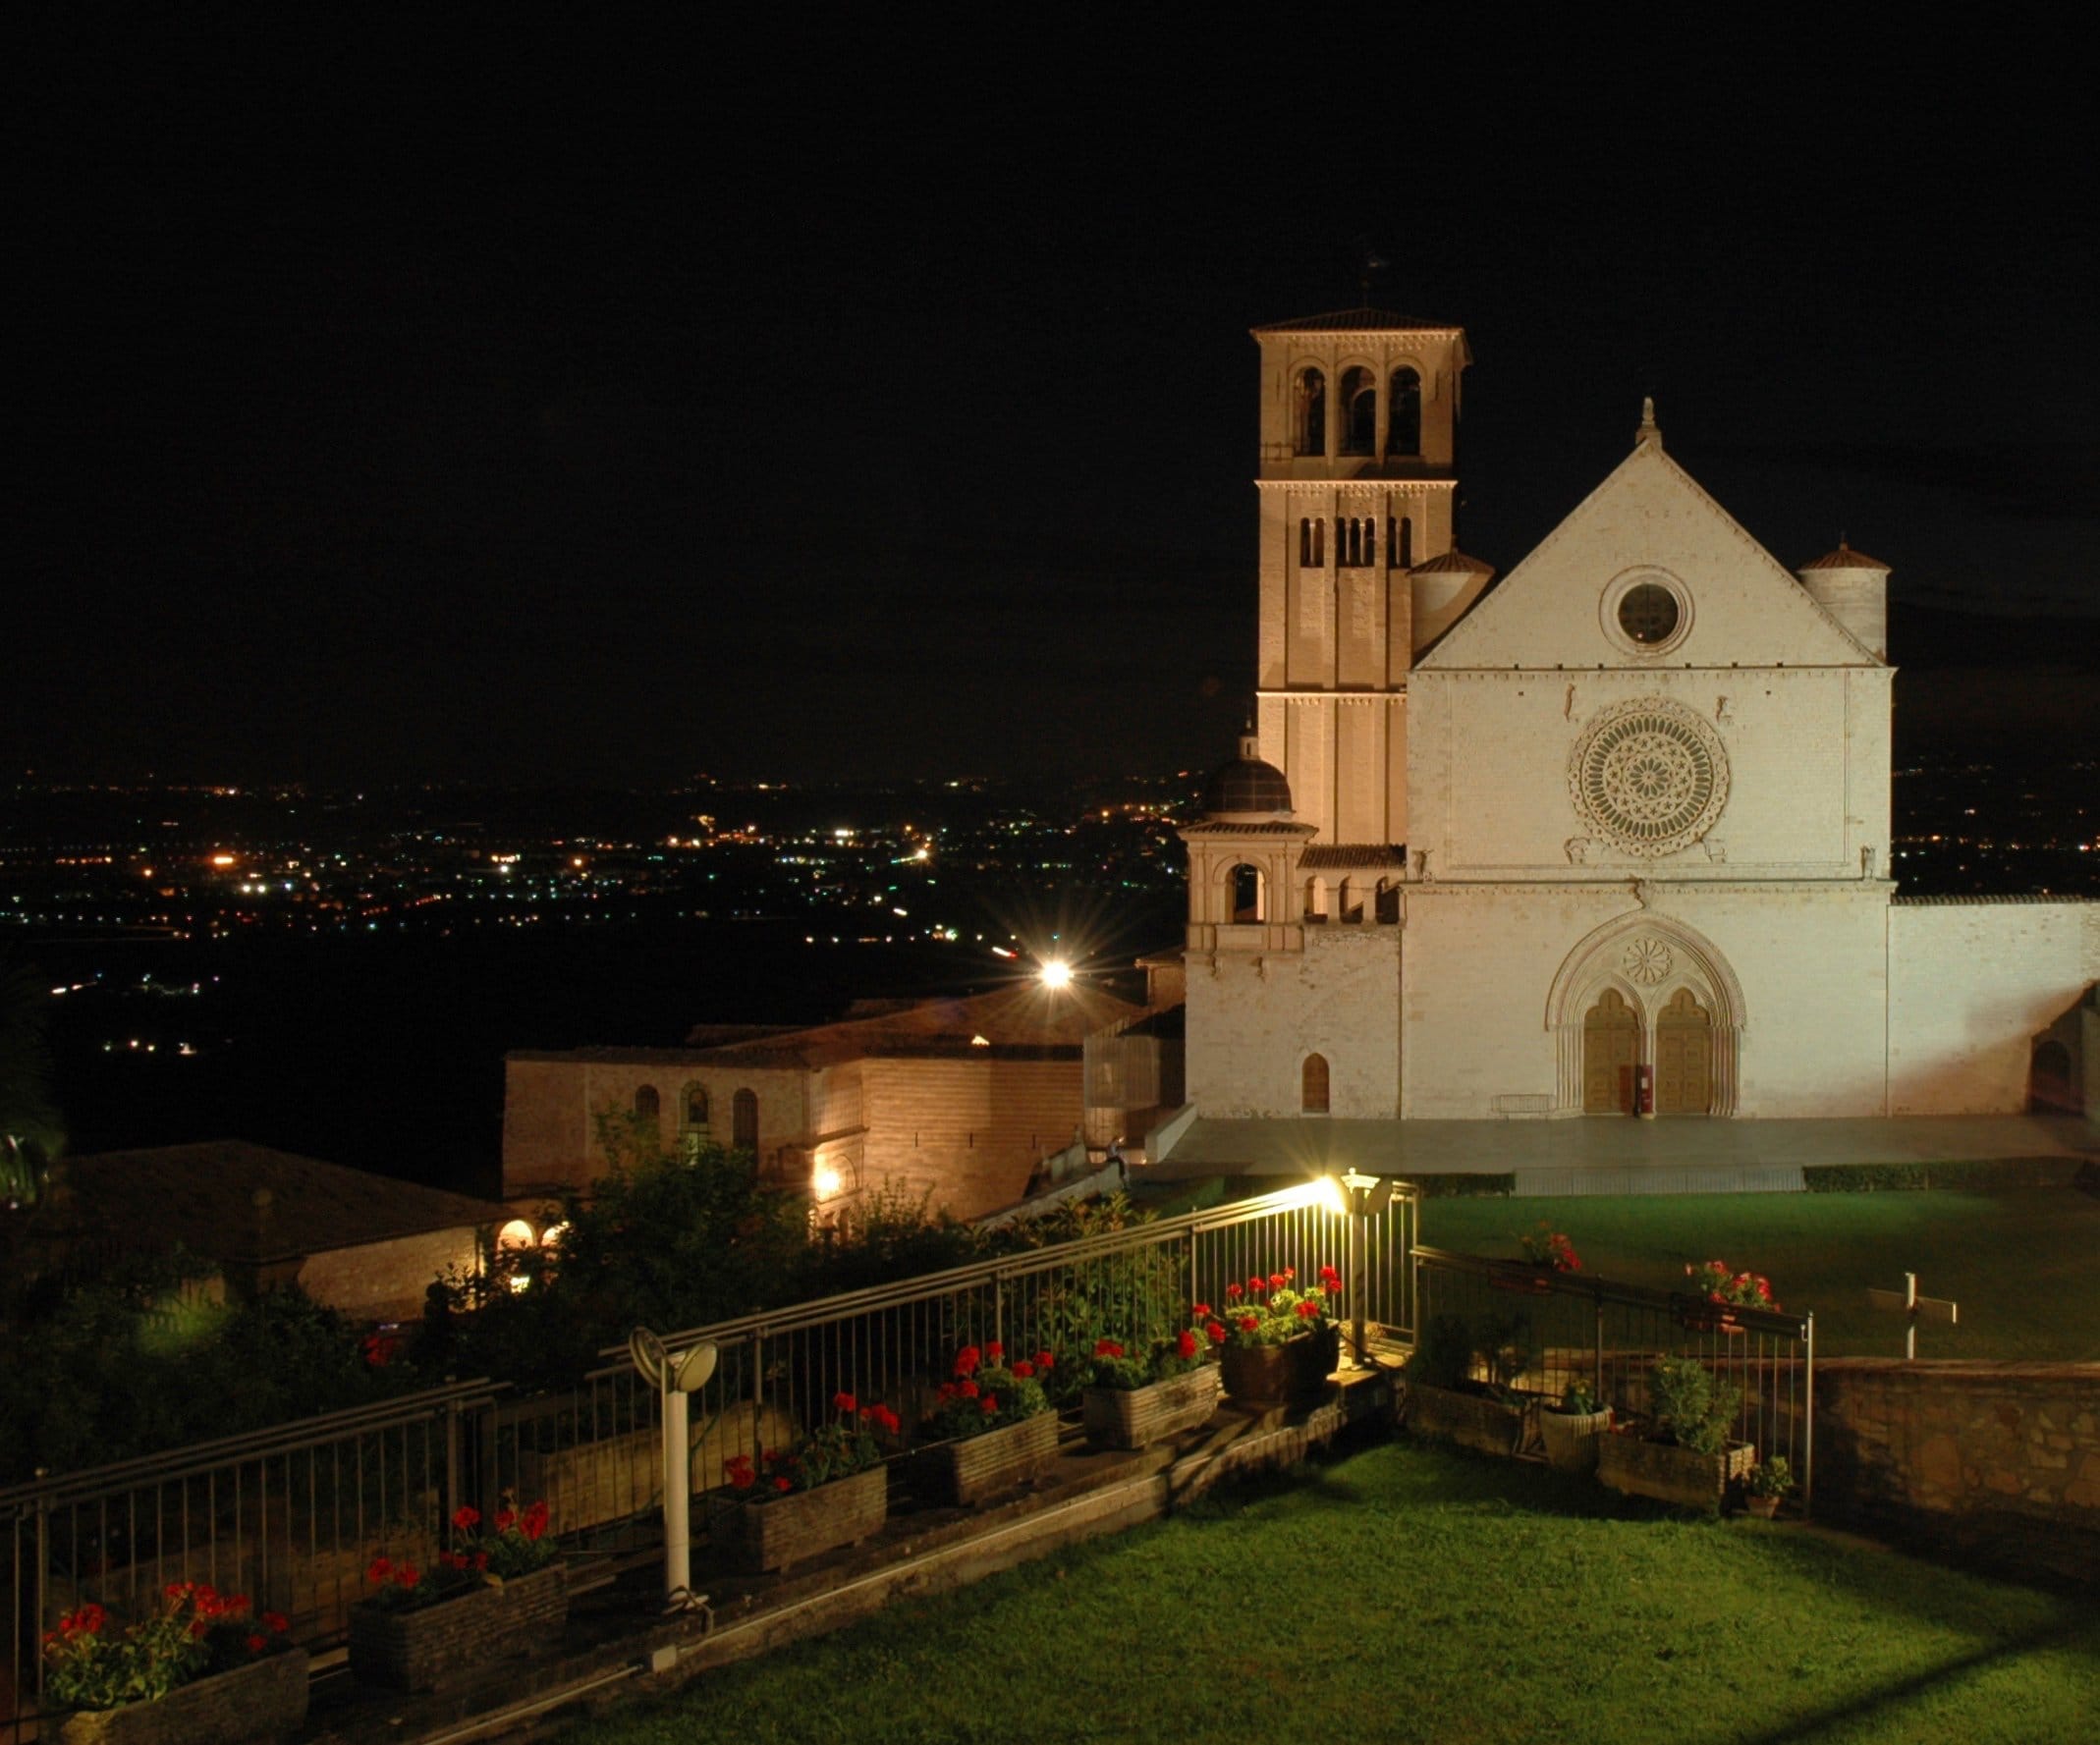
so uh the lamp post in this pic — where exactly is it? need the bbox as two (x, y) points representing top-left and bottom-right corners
(629, 1328), (717, 1611)
(1338, 1169), (1393, 1367)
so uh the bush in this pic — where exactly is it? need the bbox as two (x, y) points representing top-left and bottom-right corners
(1647, 1355), (1741, 1455)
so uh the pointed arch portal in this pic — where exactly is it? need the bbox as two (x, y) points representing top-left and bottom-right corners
(1547, 913), (1743, 1117)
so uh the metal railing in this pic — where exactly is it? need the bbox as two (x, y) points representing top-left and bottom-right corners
(3, 1380), (504, 1742)
(482, 1181), (1417, 1545)
(3, 1181), (1415, 1740)
(1409, 1245), (1814, 1509)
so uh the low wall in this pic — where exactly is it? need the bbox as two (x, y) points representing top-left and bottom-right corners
(1813, 1358), (2100, 1586)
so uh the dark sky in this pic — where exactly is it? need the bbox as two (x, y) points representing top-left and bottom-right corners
(14, 27), (2097, 788)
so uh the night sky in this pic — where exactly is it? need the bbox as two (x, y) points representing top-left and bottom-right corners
(15, 27), (2098, 788)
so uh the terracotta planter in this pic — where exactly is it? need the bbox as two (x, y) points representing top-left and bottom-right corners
(1082, 1366), (1221, 1450)
(924, 1411), (1060, 1505)
(1743, 1493), (1783, 1519)
(1220, 1326), (1339, 1408)
(57, 1650), (309, 1745)
(707, 1464), (889, 1572)
(1405, 1383), (1523, 1456)
(1539, 1406), (1614, 1473)
(348, 1563), (568, 1692)
(1596, 1434), (1754, 1510)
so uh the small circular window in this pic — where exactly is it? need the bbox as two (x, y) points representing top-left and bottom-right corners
(1617, 583), (1680, 645)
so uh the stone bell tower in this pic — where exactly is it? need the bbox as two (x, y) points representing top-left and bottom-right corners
(1249, 306), (1485, 856)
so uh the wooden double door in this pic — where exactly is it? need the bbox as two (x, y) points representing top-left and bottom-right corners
(1582, 987), (1712, 1115)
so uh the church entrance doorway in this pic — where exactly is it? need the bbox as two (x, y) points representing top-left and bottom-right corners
(1655, 989), (1713, 1115)
(1583, 990), (1637, 1114)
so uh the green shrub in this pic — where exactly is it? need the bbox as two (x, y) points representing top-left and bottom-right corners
(1648, 1354), (1741, 1455)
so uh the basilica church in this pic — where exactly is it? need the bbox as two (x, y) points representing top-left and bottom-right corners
(1171, 305), (2097, 1126)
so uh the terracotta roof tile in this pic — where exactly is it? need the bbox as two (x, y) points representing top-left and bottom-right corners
(1251, 306), (1459, 334)
(1800, 541), (1891, 573)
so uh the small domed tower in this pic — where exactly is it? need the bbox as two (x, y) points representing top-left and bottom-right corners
(1796, 540), (1891, 661)
(1179, 728), (1315, 955)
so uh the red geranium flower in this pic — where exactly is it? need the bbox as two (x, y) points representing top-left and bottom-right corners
(522, 1500), (549, 1542)
(1226, 1281), (1243, 1299)
(834, 1391), (857, 1415)
(494, 1507), (517, 1533)
(1094, 1337), (1125, 1358)
(1013, 1359), (1035, 1378)
(366, 1556), (393, 1585)
(394, 1564), (421, 1590)
(261, 1611), (289, 1635)
(1191, 1302), (1212, 1317)
(452, 1504), (480, 1533)
(1239, 1314), (1259, 1333)
(726, 1454), (755, 1490)
(247, 1633), (267, 1654)
(1176, 1329), (1198, 1359)
(1296, 1298), (1319, 1318)
(959, 1380), (979, 1398)
(1034, 1350), (1055, 1370)
(1268, 1273), (1286, 1292)
(955, 1345), (981, 1378)
(980, 1395), (999, 1414)
(986, 1340), (1005, 1361)
(1206, 1321), (1227, 1344)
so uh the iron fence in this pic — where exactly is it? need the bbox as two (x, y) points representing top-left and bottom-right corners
(1409, 1245), (1814, 1507)
(3, 1180), (1415, 1740)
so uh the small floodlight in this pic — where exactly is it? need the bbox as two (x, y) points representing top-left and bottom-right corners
(1039, 959), (1074, 990)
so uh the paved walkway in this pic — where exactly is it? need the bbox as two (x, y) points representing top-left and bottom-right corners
(1149, 1113), (2096, 1195)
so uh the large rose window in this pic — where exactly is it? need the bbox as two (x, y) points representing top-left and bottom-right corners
(1569, 698), (1729, 857)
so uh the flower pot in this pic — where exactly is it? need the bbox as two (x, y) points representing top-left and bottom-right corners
(1743, 1493), (1783, 1519)
(706, 1464), (889, 1572)
(1596, 1433), (1754, 1510)
(57, 1649), (309, 1745)
(923, 1411), (1060, 1505)
(1538, 1406), (1614, 1473)
(1220, 1326), (1339, 1408)
(1404, 1383), (1523, 1456)
(348, 1564), (568, 1692)
(1081, 1366), (1222, 1450)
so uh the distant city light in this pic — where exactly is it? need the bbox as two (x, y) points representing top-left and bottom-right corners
(209, 853), (237, 867)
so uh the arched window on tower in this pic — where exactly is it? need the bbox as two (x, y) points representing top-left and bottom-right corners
(1387, 367), (1422, 457)
(1230, 863), (1265, 923)
(1340, 367), (1376, 456)
(1340, 518), (1361, 567)
(1301, 1054), (1331, 1115)
(1392, 515), (1412, 568)
(1295, 369), (1326, 456)
(732, 1088), (759, 1154)
(634, 1084), (661, 1135)
(1312, 518), (1325, 566)
(1299, 518), (1316, 566)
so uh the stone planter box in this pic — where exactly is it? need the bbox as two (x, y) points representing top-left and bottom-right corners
(1082, 1366), (1222, 1450)
(1220, 1327), (1339, 1408)
(1539, 1406), (1614, 1473)
(924, 1412), (1060, 1505)
(706, 1464), (889, 1572)
(348, 1564), (567, 1692)
(1597, 1434), (1755, 1510)
(1405, 1383), (1523, 1456)
(57, 1649), (309, 1745)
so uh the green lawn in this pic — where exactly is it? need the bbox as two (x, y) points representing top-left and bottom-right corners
(555, 1441), (2097, 1745)
(1422, 1187), (2100, 1360)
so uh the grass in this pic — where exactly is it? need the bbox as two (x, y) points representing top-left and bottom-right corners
(553, 1439), (2097, 1745)
(1422, 1186), (2100, 1360)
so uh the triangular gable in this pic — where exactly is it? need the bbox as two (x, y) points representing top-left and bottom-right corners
(1419, 440), (1879, 670)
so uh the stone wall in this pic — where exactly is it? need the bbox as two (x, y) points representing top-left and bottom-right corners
(1812, 1358), (2100, 1586)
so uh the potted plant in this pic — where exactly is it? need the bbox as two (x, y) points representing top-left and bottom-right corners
(348, 1500), (566, 1692)
(920, 1342), (1059, 1504)
(1081, 1322), (1222, 1450)
(1402, 1312), (1528, 1456)
(1743, 1455), (1793, 1519)
(1538, 1376), (1613, 1473)
(1676, 1258), (1780, 1332)
(1519, 1223), (1582, 1273)
(709, 1393), (901, 1571)
(1597, 1355), (1754, 1509)
(1216, 1267), (1343, 1408)
(43, 1583), (305, 1745)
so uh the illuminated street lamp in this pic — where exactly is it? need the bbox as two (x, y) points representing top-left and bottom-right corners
(1038, 958), (1074, 990)
(629, 1328), (717, 1611)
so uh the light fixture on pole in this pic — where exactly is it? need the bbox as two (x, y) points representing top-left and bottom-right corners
(1338, 1170), (1392, 1367)
(630, 1327), (717, 1613)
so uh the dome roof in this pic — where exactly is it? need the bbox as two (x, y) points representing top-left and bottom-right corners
(1202, 731), (1294, 819)
(1800, 539), (1891, 573)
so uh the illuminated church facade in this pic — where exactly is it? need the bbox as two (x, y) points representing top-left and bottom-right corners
(1177, 307), (2097, 1124)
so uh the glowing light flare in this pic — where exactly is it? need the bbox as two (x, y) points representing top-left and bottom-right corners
(811, 1163), (844, 1201)
(209, 853), (238, 868)
(1038, 959), (1074, 990)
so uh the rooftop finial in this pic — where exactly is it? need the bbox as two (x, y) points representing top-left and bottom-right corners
(1637, 396), (1660, 447)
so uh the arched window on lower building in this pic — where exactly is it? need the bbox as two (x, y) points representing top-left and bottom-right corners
(1230, 863), (1265, 923)
(634, 1084), (660, 1133)
(1301, 1054), (1331, 1115)
(1302, 875), (1328, 922)
(732, 1088), (759, 1154)
(683, 1083), (710, 1130)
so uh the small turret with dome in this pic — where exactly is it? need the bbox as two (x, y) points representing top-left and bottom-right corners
(1202, 726), (1295, 822)
(1796, 537), (1891, 661)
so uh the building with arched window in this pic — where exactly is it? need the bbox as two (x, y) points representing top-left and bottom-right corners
(1159, 304), (2098, 1136)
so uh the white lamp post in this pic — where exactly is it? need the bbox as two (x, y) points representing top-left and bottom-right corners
(629, 1327), (718, 1611)
(1338, 1170), (1393, 1366)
